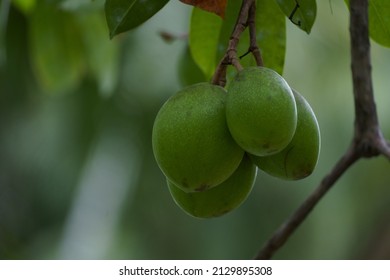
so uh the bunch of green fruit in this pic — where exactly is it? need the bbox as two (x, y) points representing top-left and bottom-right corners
(152, 66), (320, 218)
(226, 67), (321, 180)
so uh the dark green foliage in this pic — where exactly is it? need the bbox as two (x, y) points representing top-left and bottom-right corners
(105, 0), (169, 38)
(275, 0), (317, 34)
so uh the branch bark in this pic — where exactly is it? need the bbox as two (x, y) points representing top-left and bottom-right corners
(247, 1), (263, 66)
(211, 0), (263, 86)
(350, 0), (383, 157)
(211, 0), (252, 86)
(254, 146), (359, 259)
(254, 0), (390, 259)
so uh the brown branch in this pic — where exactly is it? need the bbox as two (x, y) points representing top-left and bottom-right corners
(255, 145), (360, 259)
(254, 0), (390, 259)
(247, 1), (263, 66)
(211, 0), (254, 86)
(350, 0), (382, 158)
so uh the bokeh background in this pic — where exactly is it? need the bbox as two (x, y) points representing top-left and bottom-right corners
(0, 0), (389, 259)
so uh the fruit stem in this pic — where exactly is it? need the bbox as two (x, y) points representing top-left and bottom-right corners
(211, 0), (255, 86)
(248, 1), (264, 67)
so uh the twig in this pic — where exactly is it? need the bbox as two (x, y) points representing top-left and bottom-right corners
(247, 1), (263, 66)
(211, 0), (254, 86)
(254, 0), (390, 259)
(288, 0), (302, 27)
(159, 31), (188, 43)
(255, 145), (360, 259)
(350, 0), (382, 158)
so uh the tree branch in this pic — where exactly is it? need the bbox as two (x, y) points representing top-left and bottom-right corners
(254, 145), (360, 259)
(247, 1), (263, 66)
(211, 0), (254, 86)
(350, 0), (382, 157)
(254, 0), (390, 259)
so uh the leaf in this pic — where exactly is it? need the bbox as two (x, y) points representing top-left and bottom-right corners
(256, 0), (286, 75)
(29, 2), (85, 94)
(190, 1), (254, 81)
(189, 8), (223, 79)
(180, 0), (227, 18)
(369, 0), (390, 47)
(345, 0), (390, 48)
(189, 0), (286, 80)
(105, 0), (169, 38)
(275, 0), (316, 34)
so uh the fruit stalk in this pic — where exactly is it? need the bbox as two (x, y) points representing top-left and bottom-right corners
(211, 0), (256, 86)
(248, 1), (263, 67)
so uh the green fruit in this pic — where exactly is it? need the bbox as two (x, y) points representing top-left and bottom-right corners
(178, 45), (206, 86)
(168, 155), (257, 218)
(226, 66), (297, 156)
(152, 82), (244, 192)
(251, 89), (320, 180)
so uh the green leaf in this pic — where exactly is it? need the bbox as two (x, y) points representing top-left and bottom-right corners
(217, 0), (247, 61)
(257, 0), (286, 75)
(29, 2), (85, 94)
(105, 0), (169, 38)
(345, 0), (390, 48)
(189, 0), (286, 81)
(189, 8), (223, 80)
(190, 1), (251, 80)
(275, 0), (316, 34)
(369, 0), (390, 47)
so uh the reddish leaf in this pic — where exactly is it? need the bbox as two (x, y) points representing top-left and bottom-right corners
(180, 0), (227, 18)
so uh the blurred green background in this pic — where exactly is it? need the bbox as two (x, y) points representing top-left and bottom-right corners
(0, 0), (389, 260)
